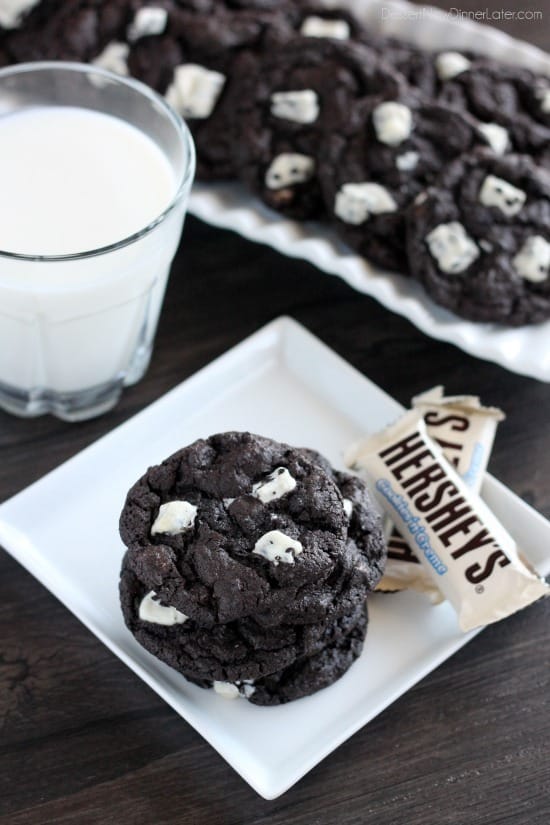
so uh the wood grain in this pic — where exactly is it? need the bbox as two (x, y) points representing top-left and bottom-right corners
(1, 5), (550, 823)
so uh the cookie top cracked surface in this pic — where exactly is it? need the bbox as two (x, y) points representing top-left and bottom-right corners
(119, 432), (383, 626)
(125, 2), (291, 179)
(437, 59), (550, 161)
(2, 0), (128, 62)
(406, 150), (550, 325)
(232, 36), (405, 219)
(319, 94), (487, 272)
(119, 566), (367, 683)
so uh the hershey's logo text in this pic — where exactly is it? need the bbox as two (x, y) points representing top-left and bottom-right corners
(379, 431), (510, 584)
(423, 410), (469, 469)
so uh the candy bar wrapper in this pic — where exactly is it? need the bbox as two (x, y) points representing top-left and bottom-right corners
(378, 387), (504, 600)
(379, 516), (444, 604)
(413, 386), (504, 484)
(347, 410), (548, 632)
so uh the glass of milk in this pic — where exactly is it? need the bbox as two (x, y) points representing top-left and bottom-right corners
(0, 62), (195, 421)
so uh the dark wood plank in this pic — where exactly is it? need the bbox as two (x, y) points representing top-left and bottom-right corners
(1, 4), (550, 823)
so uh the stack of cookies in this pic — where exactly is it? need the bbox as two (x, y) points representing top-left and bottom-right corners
(119, 432), (386, 704)
(2, 0), (549, 325)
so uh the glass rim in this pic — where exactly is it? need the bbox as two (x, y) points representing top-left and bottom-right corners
(0, 60), (195, 262)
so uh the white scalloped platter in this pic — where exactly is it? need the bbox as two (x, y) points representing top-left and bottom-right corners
(188, 0), (550, 382)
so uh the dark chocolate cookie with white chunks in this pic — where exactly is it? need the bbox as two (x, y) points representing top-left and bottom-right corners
(120, 565), (367, 683)
(3, 0), (128, 63)
(125, 3), (292, 178)
(319, 95), (488, 272)
(378, 45), (549, 162)
(381, 38), (441, 98)
(232, 37), (405, 219)
(0, 0), (40, 33)
(127, 32), (242, 179)
(406, 150), (550, 325)
(284, 2), (381, 48)
(119, 432), (384, 628)
(383, 45), (483, 100)
(188, 605), (369, 706)
(299, 448), (386, 590)
(247, 606), (367, 705)
(435, 56), (550, 162)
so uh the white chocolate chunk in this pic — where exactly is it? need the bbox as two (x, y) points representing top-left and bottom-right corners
(92, 41), (130, 76)
(213, 681), (240, 699)
(0, 0), (39, 28)
(512, 235), (550, 282)
(265, 153), (315, 189)
(127, 6), (168, 42)
(139, 591), (188, 626)
(151, 500), (197, 535)
(343, 498), (353, 518)
(270, 90), (319, 124)
(479, 174), (526, 216)
(372, 102), (413, 147)
(435, 51), (472, 80)
(253, 530), (303, 565)
(534, 84), (550, 114)
(478, 122), (509, 155)
(426, 222), (479, 274)
(165, 64), (225, 119)
(252, 467), (297, 503)
(396, 150), (419, 171)
(300, 15), (350, 39)
(212, 680), (256, 699)
(334, 182), (397, 225)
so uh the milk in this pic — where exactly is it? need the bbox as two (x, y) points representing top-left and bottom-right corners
(0, 107), (175, 255)
(0, 105), (187, 408)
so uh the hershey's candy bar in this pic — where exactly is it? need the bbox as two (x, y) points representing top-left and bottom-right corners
(347, 410), (548, 632)
(377, 387), (504, 600)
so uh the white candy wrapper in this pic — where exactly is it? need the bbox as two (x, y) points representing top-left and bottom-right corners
(380, 517), (444, 604)
(347, 409), (548, 632)
(378, 387), (504, 601)
(413, 386), (504, 483)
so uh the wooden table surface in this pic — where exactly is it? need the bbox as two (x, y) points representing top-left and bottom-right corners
(1, 4), (549, 824)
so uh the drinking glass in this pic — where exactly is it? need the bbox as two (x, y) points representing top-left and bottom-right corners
(0, 62), (195, 421)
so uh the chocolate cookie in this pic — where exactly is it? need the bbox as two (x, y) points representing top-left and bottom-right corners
(187, 604), (368, 706)
(119, 432), (384, 703)
(120, 566), (367, 683)
(0, 0), (40, 33)
(300, 448), (386, 590)
(119, 432), (384, 627)
(167, 3), (290, 70)
(378, 45), (550, 162)
(383, 44), (480, 99)
(233, 37), (405, 219)
(247, 608), (367, 705)
(125, 3), (290, 179)
(3, 0), (127, 63)
(284, 2), (380, 48)
(435, 55), (550, 160)
(406, 150), (550, 325)
(319, 94), (487, 272)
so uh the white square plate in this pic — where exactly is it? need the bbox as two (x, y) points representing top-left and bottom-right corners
(1, 317), (549, 799)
